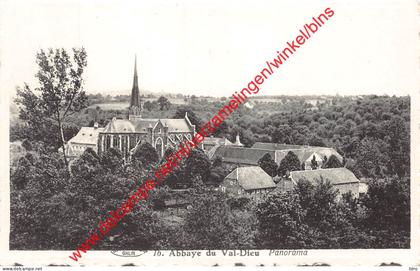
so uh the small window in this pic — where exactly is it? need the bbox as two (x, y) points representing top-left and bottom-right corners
(89, 134), (92, 136)
(82, 133), (85, 136)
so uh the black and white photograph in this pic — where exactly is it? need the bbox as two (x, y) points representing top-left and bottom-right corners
(1, 0), (418, 268)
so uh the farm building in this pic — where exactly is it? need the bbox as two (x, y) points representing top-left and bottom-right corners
(211, 143), (343, 170)
(220, 166), (277, 198)
(210, 145), (274, 166)
(251, 142), (308, 150)
(278, 168), (367, 198)
(202, 136), (233, 151)
(64, 123), (104, 159)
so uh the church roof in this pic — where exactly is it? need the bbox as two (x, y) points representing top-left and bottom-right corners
(102, 118), (192, 133)
(103, 119), (136, 133)
(160, 119), (192, 132)
(68, 127), (104, 145)
(134, 119), (159, 132)
(224, 166), (276, 191)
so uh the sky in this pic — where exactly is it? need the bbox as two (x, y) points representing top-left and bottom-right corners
(0, 0), (418, 97)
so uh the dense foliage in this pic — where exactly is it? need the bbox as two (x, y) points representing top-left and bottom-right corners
(10, 57), (410, 250)
(10, 144), (409, 249)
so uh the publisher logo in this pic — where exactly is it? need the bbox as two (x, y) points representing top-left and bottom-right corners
(110, 250), (147, 257)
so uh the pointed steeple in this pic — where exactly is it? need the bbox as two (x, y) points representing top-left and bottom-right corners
(128, 55), (143, 120)
(130, 55), (140, 107)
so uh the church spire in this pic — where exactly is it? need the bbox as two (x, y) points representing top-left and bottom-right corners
(130, 55), (140, 107)
(128, 55), (142, 120)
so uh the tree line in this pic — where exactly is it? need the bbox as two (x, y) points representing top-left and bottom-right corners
(10, 47), (410, 250)
(10, 140), (409, 249)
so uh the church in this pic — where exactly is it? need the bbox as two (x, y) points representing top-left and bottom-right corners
(66, 57), (196, 160)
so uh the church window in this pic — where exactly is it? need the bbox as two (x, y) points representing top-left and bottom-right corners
(155, 137), (164, 157)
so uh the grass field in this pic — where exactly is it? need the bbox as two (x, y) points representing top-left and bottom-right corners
(88, 97), (188, 111)
(88, 102), (129, 110)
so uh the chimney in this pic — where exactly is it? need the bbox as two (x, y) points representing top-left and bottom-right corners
(235, 134), (243, 147)
(94, 122), (99, 129)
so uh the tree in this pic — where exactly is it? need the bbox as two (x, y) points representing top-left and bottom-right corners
(163, 147), (174, 161)
(255, 191), (308, 248)
(362, 177), (410, 231)
(100, 147), (124, 173)
(292, 177), (366, 249)
(271, 125), (293, 144)
(132, 142), (159, 166)
(15, 84), (61, 147)
(143, 101), (156, 111)
(15, 48), (88, 167)
(355, 138), (383, 177)
(310, 155), (318, 170)
(360, 177), (410, 248)
(184, 190), (255, 249)
(387, 116), (410, 177)
(190, 95), (197, 104)
(302, 177), (338, 227)
(277, 151), (301, 176)
(21, 139), (33, 151)
(208, 166), (228, 186)
(212, 156), (223, 167)
(258, 153), (278, 177)
(70, 148), (102, 180)
(308, 135), (326, 147)
(157, 96), (171, 110)
(184, 149), (211, 185)
(323, 155), (342, 168)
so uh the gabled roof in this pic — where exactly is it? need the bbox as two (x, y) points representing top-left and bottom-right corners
(211, 145), (275, 165)
(224, 166), (276, 191)
(68, 127), (105, 145)
(102, 118), (193, 133)
(210, 143), (342, 166)
(274, 147), (343, 164)
(252, 142), (307, 150)
(133, 119), (158, 132)
(289, 168), (360, 186)
(203, 136), (233, 146)
(159, 119), (192, 132)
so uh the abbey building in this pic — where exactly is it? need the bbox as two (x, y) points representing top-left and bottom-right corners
(66, 57), (196, 160)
